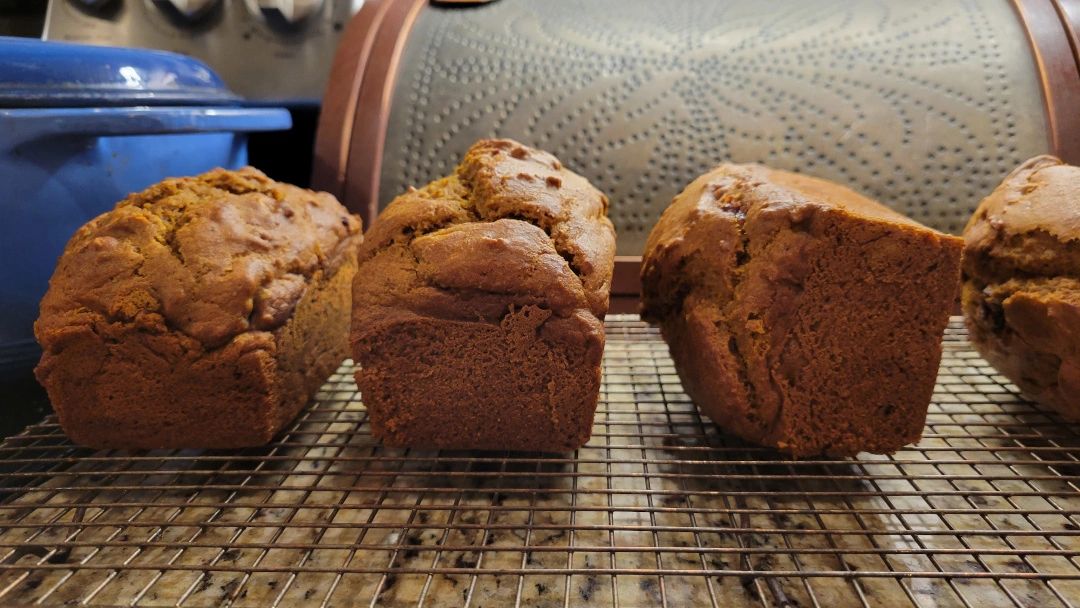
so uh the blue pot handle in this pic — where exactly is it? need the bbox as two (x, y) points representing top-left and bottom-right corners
(0, 107), (292, 144)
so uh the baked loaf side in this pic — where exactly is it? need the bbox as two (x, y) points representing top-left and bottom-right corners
(351, 139), (616, 451)
(962, 155), (1080, 419)
(642, 164), (962, 456)
(35, 168), (363, 449)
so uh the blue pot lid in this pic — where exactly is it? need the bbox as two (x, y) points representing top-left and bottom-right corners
(0, 37), (240, 107)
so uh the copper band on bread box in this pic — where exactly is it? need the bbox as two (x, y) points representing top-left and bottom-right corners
(1012, 0), (1080, 164)
(312, 0), (398, 201)
(1052, 0), (1080, 64)
(316, 0), (1070, 264)
(314, 0), (426, 215)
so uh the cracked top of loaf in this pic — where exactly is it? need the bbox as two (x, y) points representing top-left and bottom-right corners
(36, 167), (363, 350)
(963, 155), (1080, 283)
(641, 162), (947, 322)
(353, 139), (616, 323)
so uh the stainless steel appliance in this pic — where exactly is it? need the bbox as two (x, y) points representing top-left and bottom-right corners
(42, 0), (360, 103)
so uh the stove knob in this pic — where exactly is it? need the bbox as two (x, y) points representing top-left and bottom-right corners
(254, 0), (324, 24)
(278, 0), (323, 22)
(159, 0), (218, 19)
(72, 0), (117, 8)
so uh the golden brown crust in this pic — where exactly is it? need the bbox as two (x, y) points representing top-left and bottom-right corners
(962, 156), (1080, 419)
(351, 139), (616, 451)
(643, 164), (962, 457)
(355, 139), (615, 321)
(34, 168), (363, 449)
(963, 155), (1080, 283)
(37, 167), (362, 350)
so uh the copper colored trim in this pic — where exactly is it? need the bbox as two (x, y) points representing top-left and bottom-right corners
(1051, 0), (1080, 68)
(612, 256), (642, 296)
(1012, 0), (1080, 164)
(312, 0), (396, 202)
(343, 0), (427, 225)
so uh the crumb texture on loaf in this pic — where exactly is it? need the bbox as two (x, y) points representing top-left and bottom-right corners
(642, 164), (962, 456)
(35, 168), (363, 449)
(351, 139), (616, 451)
(962, 155), (1080, 419)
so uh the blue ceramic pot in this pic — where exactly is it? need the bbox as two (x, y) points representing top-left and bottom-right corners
(0, 37), (292, 378)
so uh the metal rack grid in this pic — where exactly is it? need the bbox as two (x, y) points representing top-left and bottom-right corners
(0, 316), (1078, 607)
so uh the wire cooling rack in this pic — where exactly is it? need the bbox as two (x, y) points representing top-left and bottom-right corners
(0, 316), (1078, 607)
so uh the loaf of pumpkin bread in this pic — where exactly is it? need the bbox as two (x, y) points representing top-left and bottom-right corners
(963, 155), (1080, 420)
(35, 168), (363, 449)
(351, 139), (616, 451)
(641, 164), (962, 456)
